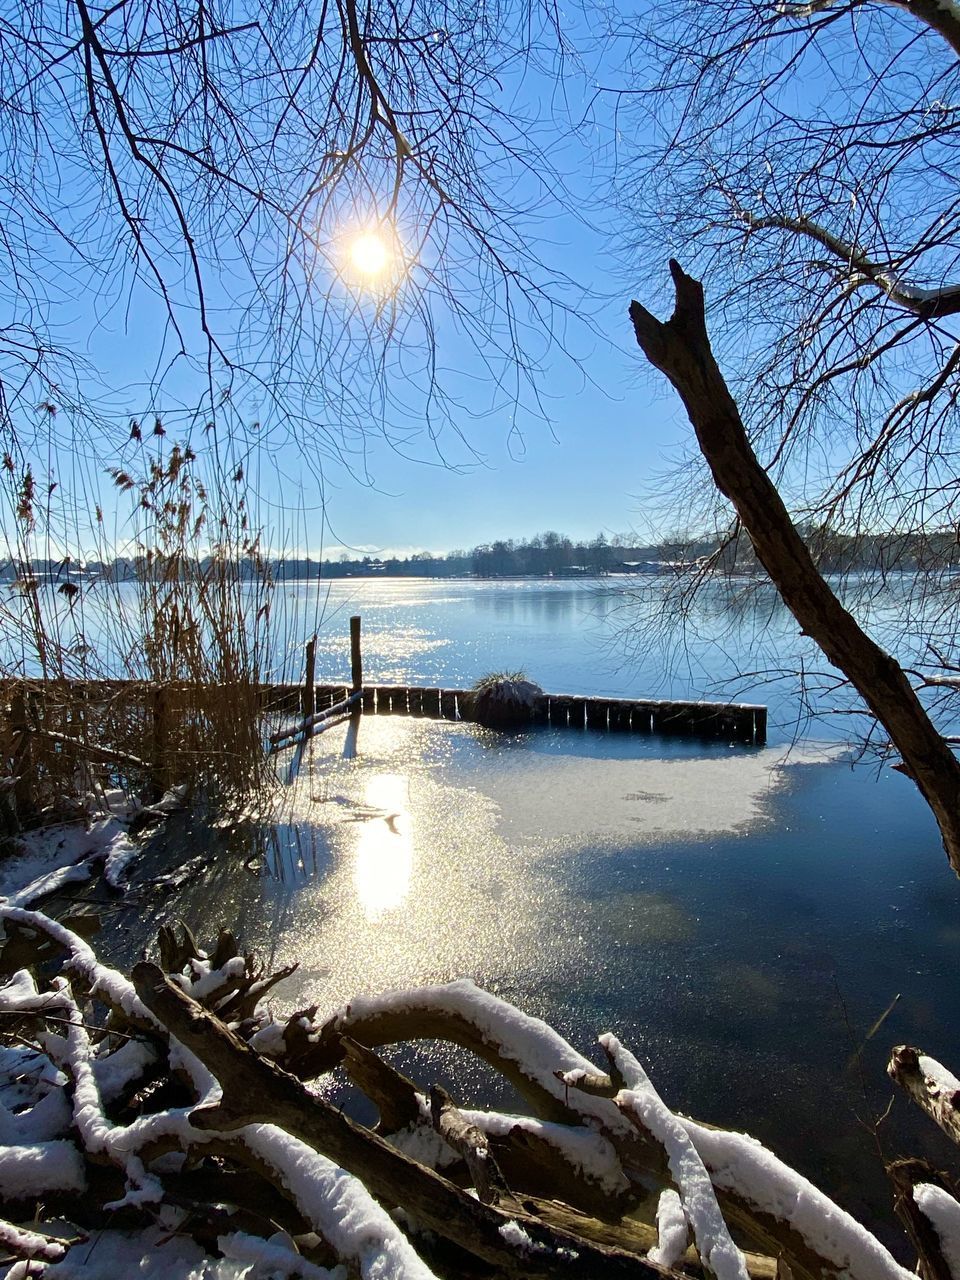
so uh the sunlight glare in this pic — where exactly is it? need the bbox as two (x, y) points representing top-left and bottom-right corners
(349, 232), (391, 279)
(354, 773), (413, 920)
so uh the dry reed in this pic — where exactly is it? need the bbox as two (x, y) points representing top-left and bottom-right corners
(0, 430), (324, 829)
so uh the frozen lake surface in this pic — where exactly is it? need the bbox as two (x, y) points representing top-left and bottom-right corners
(45, 574), (960, 1239)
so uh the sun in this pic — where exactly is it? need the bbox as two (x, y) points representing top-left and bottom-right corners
(348, 232), (391, 279)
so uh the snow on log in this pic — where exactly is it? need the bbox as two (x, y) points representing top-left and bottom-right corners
(241, 1126), (439, 1280)
(889, 1046), (960, 1147)
(600, 1032), (748, 1280)
(914, 1184), (960, 1280)
(132, 961), (675, 1279)
(0, 1217), (69, 1263)
(458, 1105), (632, 1201)
(290, 978), (913, 1280)
(648, 1189), (689, 1270)
(1, 906), (155, 1029)
(312, 978), (608, 1122)
(684, 1121), (914, 1280)
(429, 1084), (515, 1206)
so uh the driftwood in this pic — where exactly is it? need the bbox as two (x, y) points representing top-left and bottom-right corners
(888, 1045), (960, 1146)
(268, 690), (363, 751)
(339, 1033), (423, 1133)
(132, 960), (673, 1280)
(429, 1084), (516, 1207)
(280, 997), (584, 1122)
(29, 726), (150, 771)
(0, 911), (941, 1280)
(269, 988), (911, 1280)
(888, 1160), (959, 1280)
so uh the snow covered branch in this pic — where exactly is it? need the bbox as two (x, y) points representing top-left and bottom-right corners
(0, 912), (947, 1280)
(741, 213), (960, 319)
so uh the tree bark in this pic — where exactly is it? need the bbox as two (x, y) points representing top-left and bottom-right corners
(887, 1159), (959, 1280)
(629, 260), (960, 878)
(888, 1046), (960, 1147)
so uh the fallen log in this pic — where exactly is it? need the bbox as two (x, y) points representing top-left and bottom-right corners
(887, 1159), (960, 1280)
(284, 983), (912, 1280)
(28, 727), (150, 772)
(131, 960), (676, 1280)
(268, 692), (362, 752)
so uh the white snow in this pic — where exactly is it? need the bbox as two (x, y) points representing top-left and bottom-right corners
(915, 1183), (960, 1278)
(497, 1219), (543, 1252)
(248, 1020), (287, 1057)
(241, 1125), (438, 1280)
(648, 1188), (689, 1269)
(2, 1223), (244, 1277)
(458, 1105), (629, 1195)
(0, 817), (141, 910)
(0, 968), (47, 1006)
(0, 1087), (72, 1143)
(386, 1116), (456, 1171)
(601, 1033), (748, 1280)
(218, 1230), (345, 1278)
(0, 1141), (86, 1197)
(174, 956), (247, 1002)
(102, 828), (139, 888)
(918, 1053), (960, 1102)
(92, 1038), (158, 1103)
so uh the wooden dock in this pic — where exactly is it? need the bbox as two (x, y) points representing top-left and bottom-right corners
(264, 682), (767, 745)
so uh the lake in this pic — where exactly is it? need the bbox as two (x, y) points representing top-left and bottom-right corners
(47, 574), (960, 1244)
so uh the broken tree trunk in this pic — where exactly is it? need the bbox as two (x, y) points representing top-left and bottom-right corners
(629, 260), (960, 878)
(888, 1046), (960, 1147)
(887, 1159), (960, 1280)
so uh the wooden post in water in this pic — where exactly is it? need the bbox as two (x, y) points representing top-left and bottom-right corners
(152, 685), (170, 799)
(302, 636), (317, 720)
(350, 616), (362, 723)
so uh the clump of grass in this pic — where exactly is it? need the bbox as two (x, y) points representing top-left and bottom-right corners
(123, 441), (273, 807)
(471, 668), (529, 692)
(465, 670), (544, 729)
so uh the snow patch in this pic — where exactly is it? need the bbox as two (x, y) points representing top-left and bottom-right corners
(915, 1183), (960, 1278)
(0, 1141), (86, 1198)
(648, 1188), (689, 1268)
(601, 1032), (748, 1280)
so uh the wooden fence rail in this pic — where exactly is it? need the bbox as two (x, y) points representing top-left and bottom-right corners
(265, 682), (767, 745)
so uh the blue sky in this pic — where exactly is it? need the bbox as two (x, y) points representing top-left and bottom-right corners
(2, 1), (696, 560)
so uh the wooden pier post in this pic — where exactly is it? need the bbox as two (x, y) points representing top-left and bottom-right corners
(350, 616), (362, 725)
(302, 636), (317, 720)
(350, 617), (362, 692)
(151, 685), (171, 798)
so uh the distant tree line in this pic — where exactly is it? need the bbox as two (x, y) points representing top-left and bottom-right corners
(4, 526), (960, 586)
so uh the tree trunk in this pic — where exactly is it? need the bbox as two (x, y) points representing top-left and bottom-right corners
(629, 260), (960, 878)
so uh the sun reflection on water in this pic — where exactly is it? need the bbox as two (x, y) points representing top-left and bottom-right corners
(354, 773), (413, 920)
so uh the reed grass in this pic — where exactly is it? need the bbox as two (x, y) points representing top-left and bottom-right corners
(0, 430), (327, 829)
